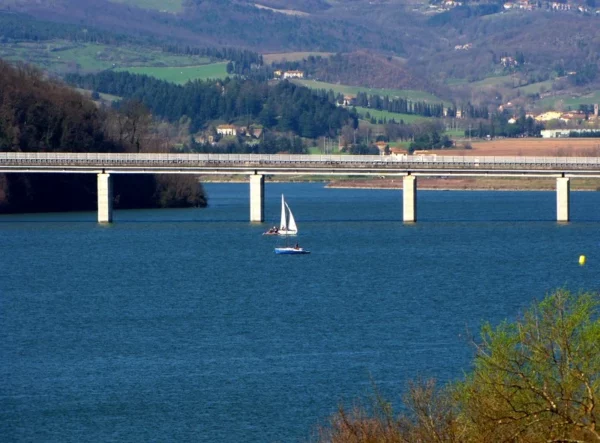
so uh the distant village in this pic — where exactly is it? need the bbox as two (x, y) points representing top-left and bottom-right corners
(199, 68), (599, 148)
(428, 0), (600, 15)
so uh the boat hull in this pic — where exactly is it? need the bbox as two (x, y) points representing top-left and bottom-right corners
(274, 247), (310, 255)
(277, 230), (297, 236)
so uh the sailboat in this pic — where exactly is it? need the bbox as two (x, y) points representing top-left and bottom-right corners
(273, 195), (310, 254)
(263, 194), (298, 236)
(278, 194), (298, 236)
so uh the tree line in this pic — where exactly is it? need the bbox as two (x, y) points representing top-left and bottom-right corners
(66, 71), (358, 139)
(0, 60), (205, 213)
(0, 12), (153, 46)
(467, 112), (543, 138)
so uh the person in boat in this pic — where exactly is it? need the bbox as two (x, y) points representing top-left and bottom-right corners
(294, 242), (299, 249)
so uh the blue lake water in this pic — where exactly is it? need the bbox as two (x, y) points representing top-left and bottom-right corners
(1, 183), (599, 442)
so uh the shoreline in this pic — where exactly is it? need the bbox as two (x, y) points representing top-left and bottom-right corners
(200, 177), (600, 191)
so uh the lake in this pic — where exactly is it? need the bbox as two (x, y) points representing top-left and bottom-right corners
(1, 183), (599, 442)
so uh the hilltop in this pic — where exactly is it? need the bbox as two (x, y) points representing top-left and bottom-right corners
(3, 0), (597, 85)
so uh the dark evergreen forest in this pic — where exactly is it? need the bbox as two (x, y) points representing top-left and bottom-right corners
(66, 71), (358, 138)
(0, 60), (206, 214)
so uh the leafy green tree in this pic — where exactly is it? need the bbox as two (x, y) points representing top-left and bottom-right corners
(459, 289), (600, 442)
(319, 289), (600, 443)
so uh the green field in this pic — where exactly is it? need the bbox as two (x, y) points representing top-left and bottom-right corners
(444, 128), (467, 139)
(516, 80), (554, 95)
(116, 63), (229, 84)
(263, 52), (333, 64)
(0, 41), (212, 75)
(292, 79), (444, 103)
(108, 0), (183, 13)
(469, 75), (515, 88)
(354, 107), (430, 124)
(538, 90), (600, 110)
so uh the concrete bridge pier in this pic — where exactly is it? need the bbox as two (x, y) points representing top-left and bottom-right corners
(97, 173), (113, 223)
(249, 174), (264, 222)
(556, 177), (570, 222)
(403, 175), (417, 223)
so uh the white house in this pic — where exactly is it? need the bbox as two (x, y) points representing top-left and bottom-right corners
(283, 70), (304, 79)
(216, 124), (237, 136)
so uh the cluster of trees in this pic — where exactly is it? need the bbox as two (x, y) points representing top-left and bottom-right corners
(409, 131), (453, 152)
(427, 3), (503, 26)
(353, 92), (447, 118)
(0, 60), (205, 213)
(570, 63), (599, 86)
(160, 45), (263, 75)
(352, 93), (489, 121)
(570, 130), (600, 137)
(269, 52), (430, 92)
(191, 132), (306, 155)
(467, 112), (543, 138)
(0, 12), (136, 45)
(320, 289), (600, 442)
(66, 71), (357, 139)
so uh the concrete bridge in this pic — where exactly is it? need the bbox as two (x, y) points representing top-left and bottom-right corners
(2, 152), (600, 223)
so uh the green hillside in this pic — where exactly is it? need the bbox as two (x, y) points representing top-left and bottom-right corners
(108, 0), (183, 13)
(538, 90), (600, 110)
(0, 41), (212, 75)
(116, 63), (229, 84)
(292, 79), (443, 103)
(354, 107), (430, 124)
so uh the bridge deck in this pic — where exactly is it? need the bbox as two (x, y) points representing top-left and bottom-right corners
(1, 153), (600, 177)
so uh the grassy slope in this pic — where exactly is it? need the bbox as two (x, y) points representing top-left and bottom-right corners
(291, 79), (444, 103)
(263, 52), (333, 63)
(538, 90), (600, 110)
(354, 107), (430, 124)
(107, 0), (183, 13)
(116, 62), (229, 83)
(0, 41), (212, 74)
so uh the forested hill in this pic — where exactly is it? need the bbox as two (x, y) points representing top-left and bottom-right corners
(0, 60), (206, 213)
(66, 71), (357, 138)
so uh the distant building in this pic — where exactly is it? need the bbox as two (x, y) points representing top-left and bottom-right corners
(283, 70), (304, 79)
(454, 43), (472, 51)
(500, 56), (518, 68)
(216, 124), (237, 136)
(534, 111), (562, 122)
(541, 129), (598, 138)
(273, 69), (283, 78)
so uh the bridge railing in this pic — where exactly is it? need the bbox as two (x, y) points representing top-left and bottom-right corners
(1, 152), (599, 167)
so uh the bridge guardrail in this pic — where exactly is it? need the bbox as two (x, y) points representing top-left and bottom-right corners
(1, 152), (599, 169)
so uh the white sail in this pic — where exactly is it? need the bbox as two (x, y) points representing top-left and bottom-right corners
(279, 194), (287, 231)
(285, 202), (298, 234)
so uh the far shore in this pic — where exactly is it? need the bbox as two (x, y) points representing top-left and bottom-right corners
(198, 139), (600, 191)
(199, 176), (600, 191)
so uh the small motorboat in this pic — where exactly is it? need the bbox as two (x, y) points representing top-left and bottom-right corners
(275, 246), (311, 255)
